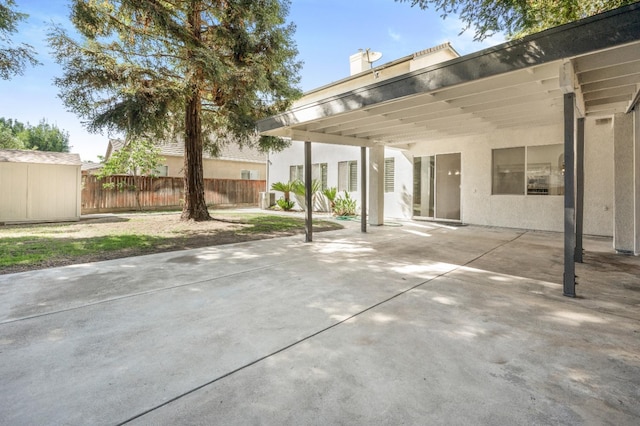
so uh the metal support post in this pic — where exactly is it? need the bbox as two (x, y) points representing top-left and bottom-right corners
(575, 117), (585, 263)
(304, 141), (312, 243)
(563, 93), (576, 297)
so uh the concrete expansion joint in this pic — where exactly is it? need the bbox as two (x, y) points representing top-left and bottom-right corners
(115, 230), (531, 425)
(0, 258), (301, 327)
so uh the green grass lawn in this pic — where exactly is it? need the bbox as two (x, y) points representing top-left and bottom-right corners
(0, 234), (165, 268)
(0, 212), (342, 272)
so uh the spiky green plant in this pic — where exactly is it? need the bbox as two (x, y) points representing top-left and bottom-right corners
(333, 191), (357, 216)
(271, 181), (294, 202)
(322, 187), (337, 210)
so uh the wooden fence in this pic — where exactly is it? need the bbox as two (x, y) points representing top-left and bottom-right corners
(82, 175), (266, 214)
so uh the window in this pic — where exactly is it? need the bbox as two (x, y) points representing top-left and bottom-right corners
(338, 160), (358, 192)
(155, 165), (168, 177)
(312, 163), (328, 190)
(492, 147), (524, 195)
(492, 144), (564, 195)
(289, 165), (303, 182)
(384, 158), (395, 193)
(241, 170), (259, 180)
(527, 144), (564, 195)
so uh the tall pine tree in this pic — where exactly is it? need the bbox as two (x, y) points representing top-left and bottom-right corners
(0, 0), (39, 79)
(49, 0), (301, 221)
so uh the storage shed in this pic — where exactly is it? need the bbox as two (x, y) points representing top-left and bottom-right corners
(0, 149), (82, 224)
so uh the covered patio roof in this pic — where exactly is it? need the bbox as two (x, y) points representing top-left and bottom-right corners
(258, 3), (640, 147)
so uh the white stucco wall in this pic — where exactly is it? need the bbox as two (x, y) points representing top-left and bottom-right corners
(268, 117), (615, 236)
(406, 119), (614, 235)
(268, 143), (362, 210)
(584, 118), (615, 236)
(268, 143), (411, 218)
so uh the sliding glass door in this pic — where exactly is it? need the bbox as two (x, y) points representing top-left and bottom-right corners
(413, 153), (461, 221)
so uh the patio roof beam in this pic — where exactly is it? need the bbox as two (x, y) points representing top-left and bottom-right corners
(289, 130), (377, 148)
(573, 42), (640, 72)
(581, 74), (640, 94)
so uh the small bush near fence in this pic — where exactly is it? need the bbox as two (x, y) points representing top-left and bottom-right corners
(82, 175), (266, 214)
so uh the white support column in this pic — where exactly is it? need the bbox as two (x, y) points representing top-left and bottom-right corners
(368, 145), (385, 226)
(613, 113), (635, 253)
(361, 146), (367, 233)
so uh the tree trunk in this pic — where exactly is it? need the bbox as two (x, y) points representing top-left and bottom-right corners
(181, 3), (211, 221)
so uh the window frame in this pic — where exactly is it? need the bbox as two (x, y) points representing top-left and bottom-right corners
(491, 144), (564, 196)
(289, 164), (303, 182)
(312, 162), (328, 190)
(338, 160), (358, 192)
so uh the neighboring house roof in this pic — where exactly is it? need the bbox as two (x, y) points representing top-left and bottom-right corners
(104, 139), (125, 159)
(300, 42), (459, 105)
(0, 149), (81, 166)
(258, 3), (640, 147)
(81, 161), (103, 172)
(157, 140), (266, 163)
(106, 138), (266, 164)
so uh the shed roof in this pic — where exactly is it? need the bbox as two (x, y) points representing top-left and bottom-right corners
(258, 3), (640, 148)
(0, 149), (81, 166)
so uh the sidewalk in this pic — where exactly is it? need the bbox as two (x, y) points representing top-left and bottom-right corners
(1, 221), (638, 425)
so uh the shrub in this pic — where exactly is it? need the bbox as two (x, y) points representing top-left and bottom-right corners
(271, 181), (294, 202)
(290, 179), (322, 211)
(276, 198), (296, 211)
(333, 192), (357, 216)
(323, 187), (337, 209)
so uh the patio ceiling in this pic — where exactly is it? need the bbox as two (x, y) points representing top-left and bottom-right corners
(258, 4), (640, 149)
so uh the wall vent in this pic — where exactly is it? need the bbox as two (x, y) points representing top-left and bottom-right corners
(595, 117), (612, 125)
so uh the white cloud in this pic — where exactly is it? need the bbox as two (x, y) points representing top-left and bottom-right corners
(388, 28), (402, 42)
(437, 16), (506, 55)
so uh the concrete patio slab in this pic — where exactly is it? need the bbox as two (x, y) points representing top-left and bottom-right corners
(1, 220), (638, 425)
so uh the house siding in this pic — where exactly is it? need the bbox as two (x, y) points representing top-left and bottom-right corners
(408, 120), (613, 235)
(162, 156), (265, 180)
(268, 144), (412, 218)
(270, 117), (615, 236)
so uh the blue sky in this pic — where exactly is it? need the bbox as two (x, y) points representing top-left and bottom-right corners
(0, 0), (504, 162)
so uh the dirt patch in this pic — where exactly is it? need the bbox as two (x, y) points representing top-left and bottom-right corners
(0, 212), (342, 275)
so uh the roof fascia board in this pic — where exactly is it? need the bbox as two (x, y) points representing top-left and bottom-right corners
(258, 2), (640, 133)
